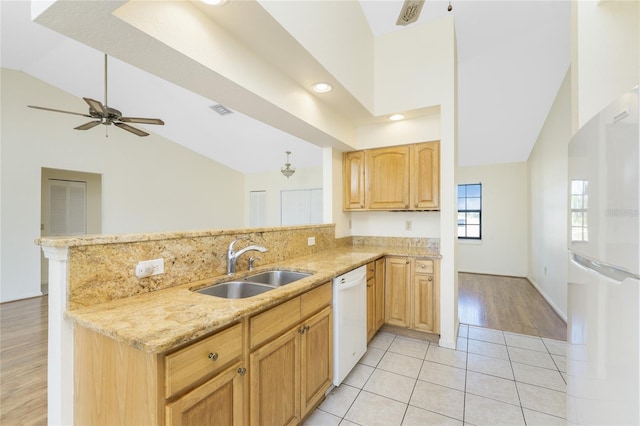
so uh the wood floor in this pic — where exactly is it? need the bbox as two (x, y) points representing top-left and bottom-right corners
(458, 272), (567, 341)
(0, 274), (565, 424)
(0, 296), (48, 426)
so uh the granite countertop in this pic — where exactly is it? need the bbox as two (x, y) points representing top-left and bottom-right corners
(66, 246), (439, 354)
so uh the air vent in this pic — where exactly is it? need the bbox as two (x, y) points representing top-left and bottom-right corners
(210, 104), (233, 116)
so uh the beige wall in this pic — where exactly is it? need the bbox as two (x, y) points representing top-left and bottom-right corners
(0, 69), (245, 302)
(457, 162), (529, 277)
(527, 69), (571, 320)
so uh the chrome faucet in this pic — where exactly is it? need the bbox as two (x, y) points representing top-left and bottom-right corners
(227, 238), (268, 275)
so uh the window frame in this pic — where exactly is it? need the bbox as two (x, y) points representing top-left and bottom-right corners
(457, 183), (482, 240)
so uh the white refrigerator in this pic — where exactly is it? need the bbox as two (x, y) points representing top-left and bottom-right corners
(567, 87), (640, 425)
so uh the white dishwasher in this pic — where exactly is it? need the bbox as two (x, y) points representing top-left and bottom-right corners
(332, 265), (367, 386)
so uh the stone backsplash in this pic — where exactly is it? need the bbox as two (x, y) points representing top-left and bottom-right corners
(39, 224), (336, 308)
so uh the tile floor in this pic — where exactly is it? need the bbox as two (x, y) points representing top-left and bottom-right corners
(305, 325), (567, 426)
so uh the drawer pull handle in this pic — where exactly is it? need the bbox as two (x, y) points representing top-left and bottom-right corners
(237, 367), (247, 376)
(208, 352), (219, 361)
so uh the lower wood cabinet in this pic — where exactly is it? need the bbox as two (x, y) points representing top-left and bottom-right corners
(249, 306), (332, 425)
(166, 361), (245, 426)
(384, 256), (440, 334)
(248, 280), (333, 425)
(367, 258), (385, 341)
(74, 282), (333, 426)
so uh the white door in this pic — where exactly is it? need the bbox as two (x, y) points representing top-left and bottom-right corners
(49, 179), (86, 236)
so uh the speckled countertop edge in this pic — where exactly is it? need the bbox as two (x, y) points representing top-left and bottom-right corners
(66, 246), (440, 353)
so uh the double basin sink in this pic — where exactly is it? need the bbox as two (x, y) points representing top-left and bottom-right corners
(195, 270), (312, 299)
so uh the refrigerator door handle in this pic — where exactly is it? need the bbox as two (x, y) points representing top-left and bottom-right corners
(570, 252), (640, 283)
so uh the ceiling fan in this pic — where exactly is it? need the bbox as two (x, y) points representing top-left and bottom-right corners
(28, 54), (164, 137)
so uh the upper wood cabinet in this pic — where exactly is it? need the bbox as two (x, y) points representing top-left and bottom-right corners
(343, 141), (440, 211)
(411, 142), (440, 209)
(366, 146), (411, 209)
(343, 151), (366, 210)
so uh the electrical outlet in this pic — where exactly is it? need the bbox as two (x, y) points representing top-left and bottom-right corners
(307, 236), (316, 246)
(135, 258), (164, 278)
(405, 220), (412, 231)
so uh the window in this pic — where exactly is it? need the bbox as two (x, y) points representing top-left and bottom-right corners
(570, 179), (589, 242)
(458, 183), (482, 239)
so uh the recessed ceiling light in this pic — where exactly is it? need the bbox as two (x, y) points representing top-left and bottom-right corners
(201, 0), (227, 5)
(312, 82), (333, 93)
(388, 114), (405, 121)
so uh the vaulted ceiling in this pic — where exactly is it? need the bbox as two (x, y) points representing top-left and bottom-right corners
(0, 0), (570, 172)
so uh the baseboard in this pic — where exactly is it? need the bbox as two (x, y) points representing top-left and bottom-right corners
(0, 292), (44, 304)
(526, 276), (568, 323)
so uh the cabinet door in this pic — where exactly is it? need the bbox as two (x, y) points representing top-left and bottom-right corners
(411, 142), (440, 209)
(343, 151), (366, 210)
(366, 147), (410, 209)
(374, 258), (386, 332)
(249, 327), (300, 426)
(300, 307), (333, 417)
(166, 361), (244, 426)
(366, 275), (376, 341)
(384, 257), (411, 327)
(413, 273), (436, 333)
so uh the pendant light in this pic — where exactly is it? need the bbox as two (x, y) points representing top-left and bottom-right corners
(281, 151), (296, 178)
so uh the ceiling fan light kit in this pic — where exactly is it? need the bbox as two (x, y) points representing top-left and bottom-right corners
(396, 0), (425, 26)
(27, 54), (164, 137)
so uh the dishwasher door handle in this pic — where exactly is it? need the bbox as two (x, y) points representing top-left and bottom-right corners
(336, 278), (364, 291)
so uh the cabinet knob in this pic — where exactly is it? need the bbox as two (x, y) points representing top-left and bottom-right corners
(298, 326), (306, 334)
(406, 260), (410, 264)
(360, 204), (364, 208)
(305, 325), (310, 332)
(208, 352), (219, 361)
(405, 203), (409, 208)
(237, 367), (247, 376)
(421, 264), (426, 269)
(428, 277), (433, 282)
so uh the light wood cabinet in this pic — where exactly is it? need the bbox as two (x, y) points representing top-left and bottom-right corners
(410, 142), (440, 209)
(367, 258), (386, 341)
(343, 141), (440, 211)
(74, 282), (333, 426)
(343, 151), (366, 210)
(365, 146), (410, 210)
(248, 283), (333, 425)
(384, 257), (440, 334)
(74, 322), (246, 426)
(384, 257), (412, 328)
(166, 361), (244, 426)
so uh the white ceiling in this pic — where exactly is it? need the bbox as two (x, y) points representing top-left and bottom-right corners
(0, 0), (570, 171)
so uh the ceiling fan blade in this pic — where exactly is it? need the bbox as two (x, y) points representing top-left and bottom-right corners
(114, 122), (149, 137)
(396, 0), (425, 26)
(28, 105), (92, 118)
(120, 117), (165, 125)
(74, 121), (102, 130)
(83, 97), (107, 115)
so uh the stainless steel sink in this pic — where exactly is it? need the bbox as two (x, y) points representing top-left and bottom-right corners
(194, 269), (312, 299)
(244, 270), (312, 287)
(196, 281), (275, 299)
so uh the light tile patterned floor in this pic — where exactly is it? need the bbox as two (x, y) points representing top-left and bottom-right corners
(305, 325), (567, 426)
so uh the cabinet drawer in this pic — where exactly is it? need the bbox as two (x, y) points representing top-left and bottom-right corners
(414, 259), (434, 274)
(301, 282), (332, 319)
(250, 297), (301, 349)
(165, 323), (242, 398)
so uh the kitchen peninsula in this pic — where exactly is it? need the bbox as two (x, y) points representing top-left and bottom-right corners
(38, 224), (441, 425)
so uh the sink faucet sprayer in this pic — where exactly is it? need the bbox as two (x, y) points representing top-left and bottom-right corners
(227, 238), (268, 275)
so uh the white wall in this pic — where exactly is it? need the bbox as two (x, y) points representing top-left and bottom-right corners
(573, 0), (639, 128)
(527, 69), (571, 320)
(456, 162), (528, 277)
(244, 166), (323, 227)
(0, 69), (245, 302)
